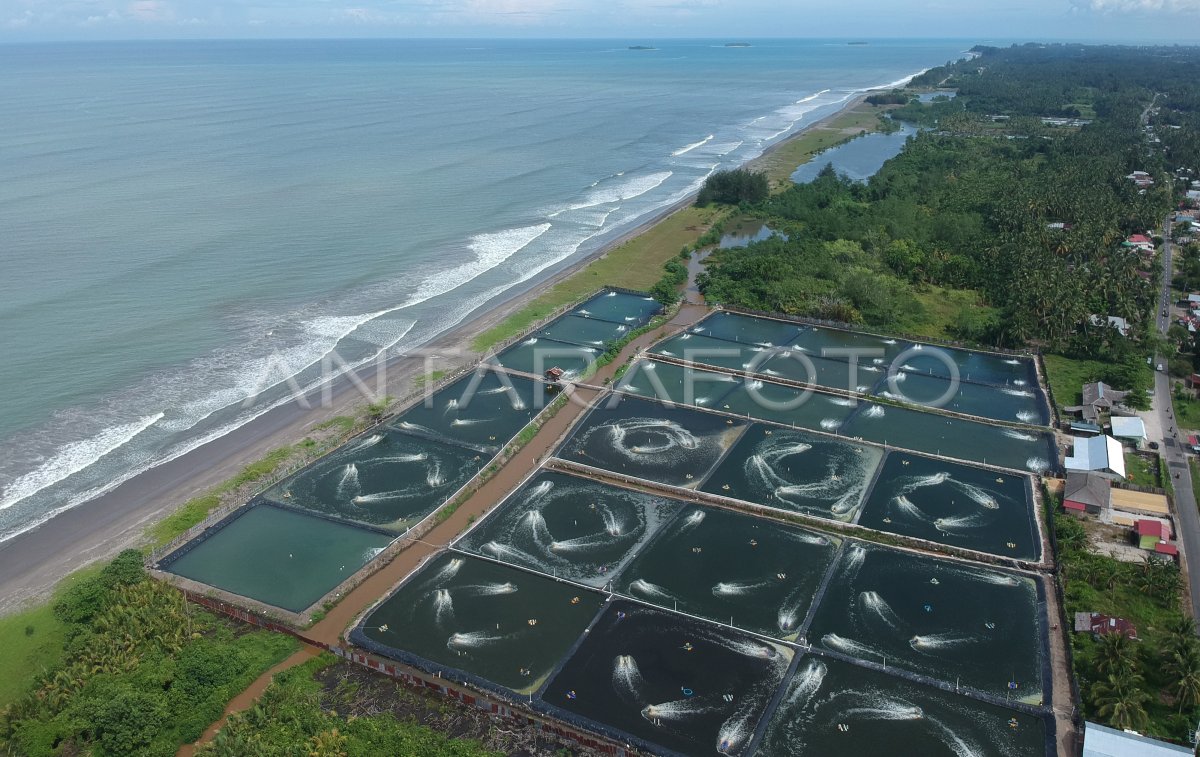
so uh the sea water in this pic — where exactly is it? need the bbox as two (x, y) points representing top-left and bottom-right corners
(0, 38), (970, 542)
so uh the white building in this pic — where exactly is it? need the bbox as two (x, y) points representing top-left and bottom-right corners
(1065, 435), (1127, 479)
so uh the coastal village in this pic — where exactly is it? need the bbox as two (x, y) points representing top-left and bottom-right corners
(11, 43), (1200, 757)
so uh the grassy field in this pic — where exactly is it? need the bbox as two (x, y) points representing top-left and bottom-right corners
(903, 285), (998, 341)
(1125, 452), (1158, 488)
(1042, 353), (1113, 408)
(1171, 385), (1200, 431)
(0, 562), (108, 708)
(470, 205), (730, 352)
(753, 100), (891, 190)
(0, 598), (67, 707)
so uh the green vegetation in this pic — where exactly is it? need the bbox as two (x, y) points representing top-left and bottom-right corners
(698, 43), (1185, 359)
(1172, 384), (1200, 430)
(1055, 510), (1197, 741)
(1124, 453), (1159, 488)
(865, 91), (911, 106)
(1042, 353), (1152, 410)
(0, 551), (298, 757)
(649, 258), (688, 305)
(198, 656), (500, 757)
(695, 168), (769, 206)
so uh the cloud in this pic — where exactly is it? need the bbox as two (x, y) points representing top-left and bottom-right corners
(127, 0), (172, 21)
(1071, 0), (1200, 12)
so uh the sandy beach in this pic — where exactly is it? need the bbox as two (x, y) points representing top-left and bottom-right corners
(0, 93), (874, 615)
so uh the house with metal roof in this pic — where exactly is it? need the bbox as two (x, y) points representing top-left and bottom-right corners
(1083, 721), (1191, 756)
(1065, 435), (1127, 479)
(1063, 471), (1111, 514)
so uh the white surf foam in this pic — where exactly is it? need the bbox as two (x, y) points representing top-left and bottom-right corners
(672, 135), (714, 156)
(0, 412), (163, 511)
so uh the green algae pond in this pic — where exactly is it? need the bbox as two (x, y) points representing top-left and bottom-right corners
(161, 503), (394, 613)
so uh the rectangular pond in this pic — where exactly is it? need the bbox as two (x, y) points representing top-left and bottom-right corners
(558, 394), (748, 489)
(615, 505), (840, 640)
(391, 368), (542, 452)
(840, 401), (1056, 474)
(488, 336), (601, 380)
(455, 471), (682, 587)
(617, 359), (742, 408)
(572, 289), (662, 325)
(876, 371), (1049, 426)
(757, 655), (1049, 757)
(263, 429), (482, 531)
(805, 541), (1045, 702)
(161, 503), (394, 613)
(540, 600), (793, 757)
(352, 553), (603, 695)
(700, 424), (883, 522)
(538, 313), (633, 347)
(856, 452), (1041, 561)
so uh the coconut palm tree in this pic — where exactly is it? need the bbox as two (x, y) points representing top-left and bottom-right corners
(1095, 632), (1137, 677)
(1092, 670), (1151, 732)
(1168, 646), (1200, 713)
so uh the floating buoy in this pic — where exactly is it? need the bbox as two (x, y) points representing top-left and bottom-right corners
(570, 596), (581, 605)
(379, 623), (389, 632)
(930, 578), (939, 585)
(722, 484), (731, 490)
(996, 477), (1004, 484)
(682, 642), (694, 652)
(528, 618), (538, 626)
(681, 687), (694, 697)
(924, 604), (932, 612)
(882, 517), (892, 524)
(749, 539), (758, 547)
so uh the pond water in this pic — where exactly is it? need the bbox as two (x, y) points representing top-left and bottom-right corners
(162, 503), (393, 613)
(614, 505), (840, 639)
(701, 424), (883, 522)
(806, 541), (1045, 700)
(354, 553), (603, 695)
(455, 471), (681, 587)
(791, 122), (918, 184)
(758, 655), (1048, 757)
(540, 600), (793, 756)
(857, 452), (1041, 561)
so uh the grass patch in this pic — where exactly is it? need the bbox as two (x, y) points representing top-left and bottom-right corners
(1171, 385), (1200, 431)
(903, 284), (999, 341)
(1125, 452), (1158, 487)
(1042, 354), (1114, 408)
(0, 603), (67, 708)
(313, 415), (356, 433)
(470, 205), (729, 353)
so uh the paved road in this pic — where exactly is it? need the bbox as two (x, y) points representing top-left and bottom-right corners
(1152, 212), (1200, 621)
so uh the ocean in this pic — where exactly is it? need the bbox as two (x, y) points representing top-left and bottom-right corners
(0, 38), (969, 544)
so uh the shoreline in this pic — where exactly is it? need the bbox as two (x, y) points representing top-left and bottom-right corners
(0, 91), (876, 616)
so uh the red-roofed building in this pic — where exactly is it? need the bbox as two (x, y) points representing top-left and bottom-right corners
(1155, 542), (1179, 557)
(1136, 519), (1171, 549)
(1075, 612), (1138, 640)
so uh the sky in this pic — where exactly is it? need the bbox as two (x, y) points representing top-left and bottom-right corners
(3, 0), (1200, 42)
